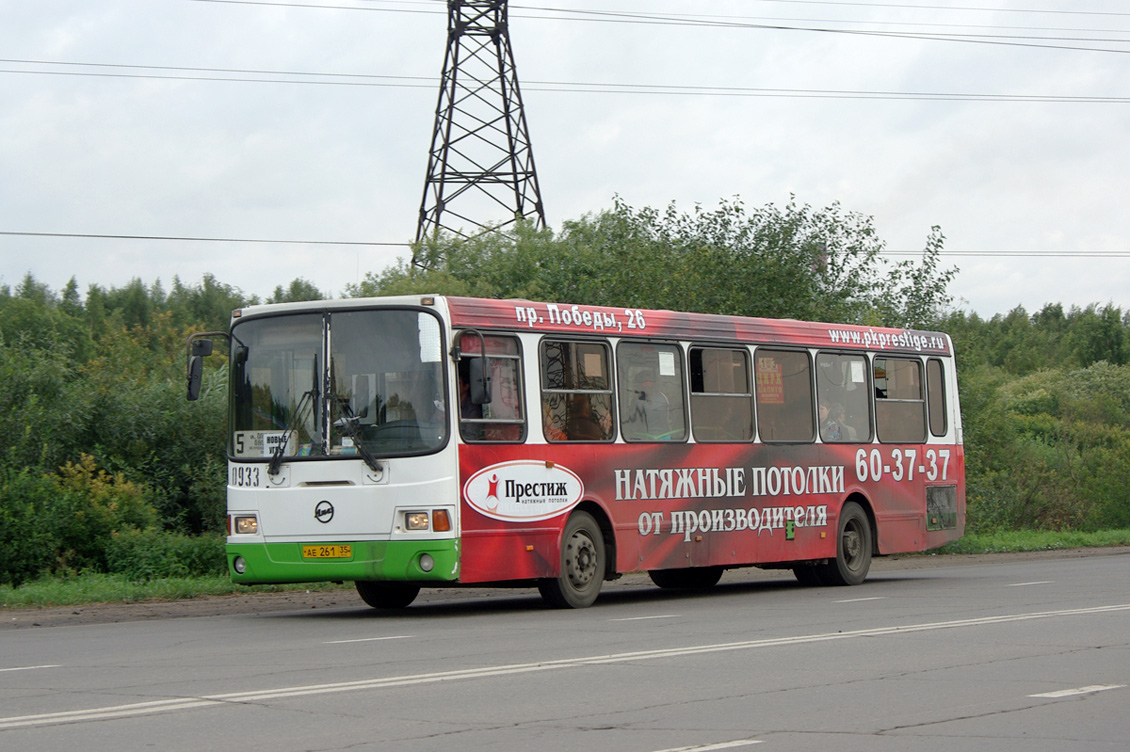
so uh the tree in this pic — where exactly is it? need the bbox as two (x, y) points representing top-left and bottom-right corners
(267, 278), (327, 303)
(348, 197), (956, 328)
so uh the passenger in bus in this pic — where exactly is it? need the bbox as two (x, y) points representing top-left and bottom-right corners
(819, 402), (843, 442)
(566, 394), (606, 441)
(833, 403), (859, 441)
(820, 402), (857, 442)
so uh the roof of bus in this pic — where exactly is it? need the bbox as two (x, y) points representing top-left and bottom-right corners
(445, 296), (953, 357)
(230, 295), (952, 357)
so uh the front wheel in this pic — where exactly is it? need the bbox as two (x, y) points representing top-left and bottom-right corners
(538, 511), (605, 608)
(355, 581), (421, 609)
(817, 501), (872, 586)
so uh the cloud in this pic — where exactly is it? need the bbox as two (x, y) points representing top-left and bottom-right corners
(1, 0), (1128, 317)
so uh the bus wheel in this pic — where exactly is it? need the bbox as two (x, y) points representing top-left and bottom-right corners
(355, 581), (421, 609)
(648, 566), (723, 590)
(538, 511), (605, 608)
(818, 501), (872, 586)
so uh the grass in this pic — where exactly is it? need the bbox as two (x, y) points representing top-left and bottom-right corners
(0, 573), (347, 610)
(2, 530), (1128, 610)
(935, 528), (1130, 555)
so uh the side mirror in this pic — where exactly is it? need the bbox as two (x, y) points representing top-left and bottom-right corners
(184, 332), (227, 401)
(468, 357), (492, 405)
(187, 354), (205, 401)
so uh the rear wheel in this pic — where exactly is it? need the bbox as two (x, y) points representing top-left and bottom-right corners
(355, 581), (421, 609)
(648, 566), (724, 590)
(538, 511), (605, 609)
(816, 501), (872, 586)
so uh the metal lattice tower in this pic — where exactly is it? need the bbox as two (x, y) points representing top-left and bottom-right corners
(415, 0), (545, 260)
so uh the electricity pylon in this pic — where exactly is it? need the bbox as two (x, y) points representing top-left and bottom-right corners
(415, 0), (546, 265)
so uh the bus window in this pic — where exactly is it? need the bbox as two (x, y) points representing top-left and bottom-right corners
(541, 340), (614, 442)
(874, 357), (926, 443)
(927, 358), (947, 437)
(457, 333), (525, 442)
(617, 342), (687, 442)
(816, 353), (872, 443)
(690, 347), (753, 442)
(755, 349), (814, 442)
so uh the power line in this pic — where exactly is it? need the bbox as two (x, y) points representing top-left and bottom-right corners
(182, 0), (1130, 54)
(0, 231), (410, 247)
(4, 58), (1129, 103)
(3, 231), (1127, 258)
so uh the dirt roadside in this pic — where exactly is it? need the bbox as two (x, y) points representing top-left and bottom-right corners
(4, 546), (1128, 630)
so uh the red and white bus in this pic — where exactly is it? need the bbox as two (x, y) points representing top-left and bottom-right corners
(187, 295), (964, 609)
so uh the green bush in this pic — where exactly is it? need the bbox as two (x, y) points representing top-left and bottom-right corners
(0, 469), (59, 587)
(105, 529), (226, 580)
(48, 454), (158, 572)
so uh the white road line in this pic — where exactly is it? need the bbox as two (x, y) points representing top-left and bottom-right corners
(0, 665), (61, 673)
(323, 635), (413, 644)
(3, 603), (1129, 730)
(836, 597), (886, 603)
(1029, 684), (1126, 699)
(611, 614), (680, 622)
(1008, 581), (1054, 587)
(653, 739), (763, 752)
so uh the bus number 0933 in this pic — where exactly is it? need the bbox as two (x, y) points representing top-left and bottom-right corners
(231, 466), (262, 488)
(855, 447), (950, 484)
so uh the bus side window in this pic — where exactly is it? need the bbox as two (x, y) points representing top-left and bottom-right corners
(457, 333), (526, 443)
(874, 357), (926, 443)
(617, 341), (687, 442)
(541, 339), (614, 442)
(690, 347), (753, 442)
(816, 352), (872, 443)
(927, 358), (947, 437)
(755, 349), (814, 442)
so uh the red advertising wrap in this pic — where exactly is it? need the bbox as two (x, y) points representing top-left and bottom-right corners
(457, 442), (963, 584)
(446, 296), (953, 356)
(447, 296), (963, 585)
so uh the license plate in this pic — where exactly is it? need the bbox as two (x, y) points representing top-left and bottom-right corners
(302, 544), (352, 559)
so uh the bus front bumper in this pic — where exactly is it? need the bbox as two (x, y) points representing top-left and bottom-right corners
(227, 539), (460, 585)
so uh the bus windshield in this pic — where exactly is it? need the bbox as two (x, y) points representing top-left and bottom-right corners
(229, 308), (447, 461)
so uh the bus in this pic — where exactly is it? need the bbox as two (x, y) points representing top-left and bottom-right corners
(186, 295), (964, 609)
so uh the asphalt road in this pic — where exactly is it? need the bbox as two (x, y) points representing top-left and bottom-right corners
(2, 549), (1128, 751)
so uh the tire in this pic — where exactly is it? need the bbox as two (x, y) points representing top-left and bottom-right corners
(816, 501), (872, 586)
(355, 581), (421, 609)
(648, 566), (723, 590)
(538, 511), (605, 609)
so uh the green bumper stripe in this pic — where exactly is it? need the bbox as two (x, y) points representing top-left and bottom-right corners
(227, 539), (460, 585)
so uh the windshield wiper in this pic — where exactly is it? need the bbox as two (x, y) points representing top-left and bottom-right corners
(268, 357), (319, 476)
(333, 402), (384, 474)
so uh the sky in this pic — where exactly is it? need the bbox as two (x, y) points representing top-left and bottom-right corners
(1, 0), (1128, 318)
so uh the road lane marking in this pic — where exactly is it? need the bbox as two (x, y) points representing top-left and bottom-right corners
(324, 635), (413, 644)
(0, 665), (61, 673)
(3, 602), (1129, 730)
(1029, 684), (1125, 698)
(653, 739), (763, 751)
(1008, 581), (1054, 587)
(611, 615), (680, 622)
(836, 597), (886, 603)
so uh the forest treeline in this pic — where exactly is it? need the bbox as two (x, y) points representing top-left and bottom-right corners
(1, 197), (1128, 586)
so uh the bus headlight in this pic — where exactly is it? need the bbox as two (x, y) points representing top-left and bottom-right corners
(234, 516), (259, 534)
(419, 554), (435, 572)
(233, 556), (247, 574)
(406, 512), (430, 530)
